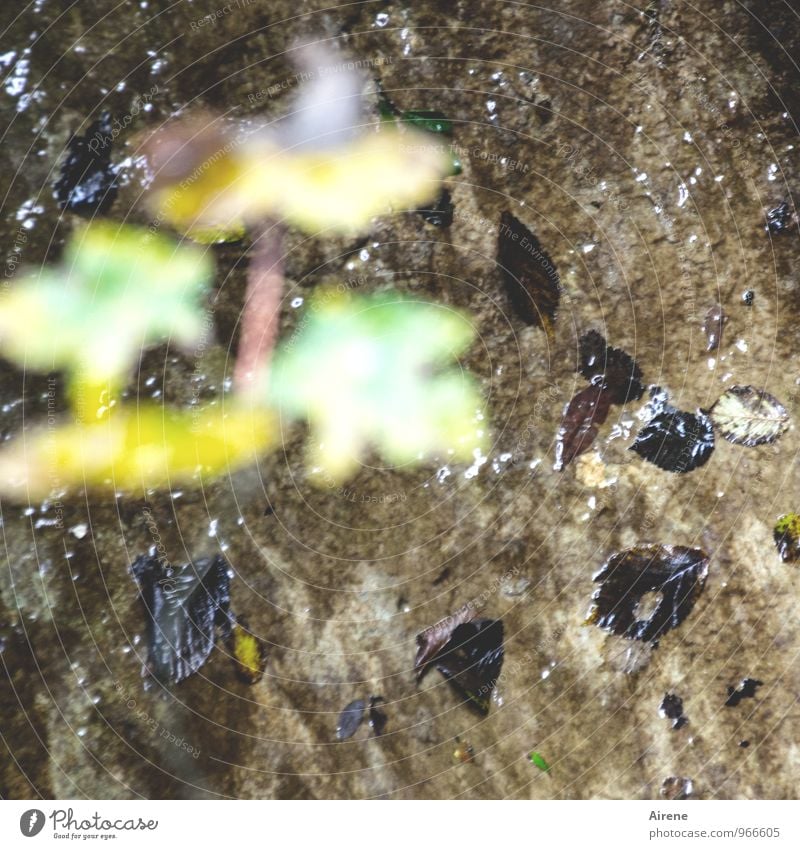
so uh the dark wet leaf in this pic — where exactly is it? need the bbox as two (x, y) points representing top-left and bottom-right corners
(709, 385), (789, 447)
(368, 696), (387, 736)
(659, 693), (688, 729)
(725, 678), (763, 707)
(742, 289), (754, 306)
(766, 200), (793, 234)
(228, 618), (267, 685)
(587, 544), (710, 644)
(414, 602), (478, 680)
(131, 553), (232, 685)
(497, 211), (560, 331)
(630, 392), (714, 473)
(336, 699), (366, 740)
(418, 188), (454, 227)
(773, 513), (800, 562)
(578, 329), (644, 404)
(701, 304), (727, 352)
(54, 112), (118, 216)
(435, 619), (504, 715)
(554, 384), (612, 471)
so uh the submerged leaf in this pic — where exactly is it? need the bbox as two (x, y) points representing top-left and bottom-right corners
(229, 619), (268, 684)
(578, 330), (644, 404)
(414, 602), (478, 680)
(709, 385), (789, 447)
(131, 553), (232, 685)
(630, 393), (714, 473)
(435, 619), (504, 715)
(368, 696), (387, 736)
(701, 304), (727, 353)
(773, 513), (800, 562)
(554, 384), (612, 471)
(659, 693), (688, 730)
(270, 291), (486, 483)
(0, 404), (277, 498)
(588, 544), (710, 644)
(725, 678), (763, 707)
(497, 211), (560, 331)
(336, 699), (366, 741)
(54, 112), (118, 216)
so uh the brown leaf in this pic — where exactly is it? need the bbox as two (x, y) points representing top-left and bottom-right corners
(554, 384), (612, 471)
(414, 602), (478, 680)
(497, 211), (560, 331)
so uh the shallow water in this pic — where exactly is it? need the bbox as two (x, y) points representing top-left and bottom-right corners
(1, 0), (800, 799)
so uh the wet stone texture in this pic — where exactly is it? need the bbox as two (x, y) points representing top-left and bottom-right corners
(1, 0), (800, 799)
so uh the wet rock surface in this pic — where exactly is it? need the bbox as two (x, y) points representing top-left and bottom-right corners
(2, 0), (800, 799)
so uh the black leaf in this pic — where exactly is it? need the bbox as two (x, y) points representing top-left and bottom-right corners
(368, 696), (387, 736)
(418, 188), (454, 227)
(588, 544), (709, 644)
(336, 699), (366, 740)
(54, 112), (118, 216)
(435, 619), (504, 715)
(725, 678), (763, 707)
(497, 211), (560, 331)
(131, 553), (232, 685)
(630, 393), (714, 473)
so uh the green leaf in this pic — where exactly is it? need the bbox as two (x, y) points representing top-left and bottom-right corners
(528, 751), (550, 772)
(269, 291), (487, 482)
(0, 223), (212, 413)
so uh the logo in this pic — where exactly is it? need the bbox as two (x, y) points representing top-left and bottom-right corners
(20, 810), (45, 837)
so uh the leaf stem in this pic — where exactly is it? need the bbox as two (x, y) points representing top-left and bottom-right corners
(234, 222), (286, 397)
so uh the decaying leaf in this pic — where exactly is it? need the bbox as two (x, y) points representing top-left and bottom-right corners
(661, 776), (693, 800)
(497, 211), (560, 332)
(773, 513), (800, 562)
(630, 391), (714, 473)
(659, 693), (688, 729)
(229, 619), (268, 684)
(0, 403), (277, 498)
(435, 619), (505, 715)
(587, 544), (710, 644)
(54, 112), (118, 216)
(414, 602), (478, 680)
(336, 699), (366, 741)
(725, 677), (763, 707)
(270, 291), (486, 483)
(554, 384), (612, 471)
(709, 385), (789, 447)
(578, 329), (644, 404)
(131, 553), (232, 685)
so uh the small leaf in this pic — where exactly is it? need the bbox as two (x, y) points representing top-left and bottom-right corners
(709, 385), (789, 446)
(434, 619), (504, 715)
(229, 619), (268, 684)
(554, 384), (612, 471)
(270, 291), (486, 483)
(131, 553), (232, 685)
(659, 693), (688, 730)
(630, 392), (714, 473)
(588, 544), (710, 644)
(725, 678), (763, 707)
(401, 110), (453, 135)
(497, 211), (560, 331)
(701, 304), (727, 353)
(773, 513), (800, 562)
(336, 699), (366, 741)
(528, 751), (550, 772)
(368, 696), (387, 736)
(414, 602), (478, 680)
(578, 329), (644, 404)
